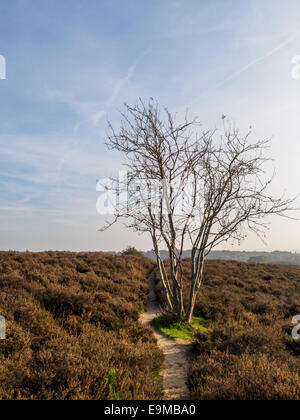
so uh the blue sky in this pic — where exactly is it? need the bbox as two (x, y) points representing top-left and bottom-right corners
(1, 0), (300, 251)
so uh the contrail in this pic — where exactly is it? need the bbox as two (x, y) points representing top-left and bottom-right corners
(214, 31), (300, 90)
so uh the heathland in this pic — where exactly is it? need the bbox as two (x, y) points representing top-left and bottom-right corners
(0, 251), (163, 400)
(153, 259), (300, 399)
(0, 252), (299, 400)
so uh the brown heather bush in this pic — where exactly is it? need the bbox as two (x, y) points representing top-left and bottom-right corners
(188, 351), (300, 400)
(0, 252), (163, 400)
(154, 259), (300, 400)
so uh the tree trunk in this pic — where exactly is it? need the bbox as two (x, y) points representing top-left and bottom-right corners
(156, 259), (173, 312)
(178, 287), (185, 321)
(186, 257), (204, 323)
(186, 292), (197, 323)
(172, 280), (185, 320)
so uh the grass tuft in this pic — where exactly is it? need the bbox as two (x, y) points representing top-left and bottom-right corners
(152, 314), (209, 341)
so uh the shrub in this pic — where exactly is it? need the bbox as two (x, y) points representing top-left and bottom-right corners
(121, 246), (143, 257)
(0, 251), (163, 400)
(154, 258), (300, 400)
(189, 351), (300, 400)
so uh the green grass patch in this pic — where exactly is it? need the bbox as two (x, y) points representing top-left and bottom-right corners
(138, 306), (146, 316)
(151, 314), (209, 341)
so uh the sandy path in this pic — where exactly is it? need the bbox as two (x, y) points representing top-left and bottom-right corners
(139, 272), (190, 400)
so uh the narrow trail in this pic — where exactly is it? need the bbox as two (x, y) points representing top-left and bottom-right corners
(139, 272), (190, 400)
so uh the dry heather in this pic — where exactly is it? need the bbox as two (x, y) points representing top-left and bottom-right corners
(154, 259), (300, 400)
(0, 251), (163, 400)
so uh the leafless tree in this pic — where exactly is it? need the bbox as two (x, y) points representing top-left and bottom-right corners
(102, 99), (295, 322)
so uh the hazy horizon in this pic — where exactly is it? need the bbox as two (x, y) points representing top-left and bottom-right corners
(3, 247), (300, 255)
(1, 0), (300, 252)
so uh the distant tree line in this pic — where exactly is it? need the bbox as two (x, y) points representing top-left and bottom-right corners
(143, 249), (300, 265)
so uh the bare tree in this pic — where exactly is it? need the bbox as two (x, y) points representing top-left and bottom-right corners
(102, 99), (295, 323)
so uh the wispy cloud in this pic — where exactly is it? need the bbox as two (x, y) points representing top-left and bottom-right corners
(56, 53), (146, 184)
(1, 0), (300, 251)
(87, 62), (137, 126)
(214, 29), (300, 90)
(89, 52), (148, 127)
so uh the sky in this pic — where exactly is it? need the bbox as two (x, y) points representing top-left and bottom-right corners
(1, 0), (300, 252)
